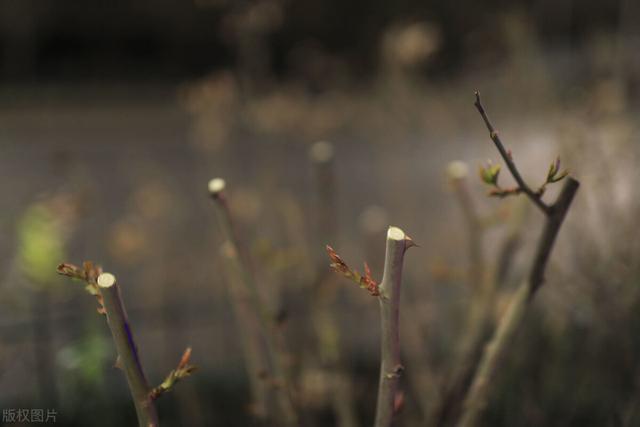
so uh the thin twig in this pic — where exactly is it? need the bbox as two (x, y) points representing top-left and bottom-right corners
(494, 200), (528, 285)
(97, 273), (159, 427)
(309, 141), (359, 427)
(374, 226), (415, 427)
(457, 179), (578, 427)
(220, 242), (272, 420)
(474, 91), (550, 215)
(208, 178), (299, 427)
(310, 140), (338, 275)
(456, 93), (580, 427)
(433, 168), (527, 427)
(432, 163), (486, 427)
(447, 161), (485, 292)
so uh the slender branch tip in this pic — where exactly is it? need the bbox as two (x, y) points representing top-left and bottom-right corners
(473, 90), (552, 215)
(97, 272), (116, 288)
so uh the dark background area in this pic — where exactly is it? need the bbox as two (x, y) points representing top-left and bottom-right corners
(0, 0), (630, 81)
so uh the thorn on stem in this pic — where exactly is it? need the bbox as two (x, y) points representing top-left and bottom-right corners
(385, 364), (405, 379)
(404, 235), (419, 250)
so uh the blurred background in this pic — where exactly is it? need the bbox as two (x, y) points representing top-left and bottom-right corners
(1, 0), (639, 426)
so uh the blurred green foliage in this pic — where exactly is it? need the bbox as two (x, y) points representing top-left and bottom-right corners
(18, 203), (65, 286)
(57, 327), (109, 389)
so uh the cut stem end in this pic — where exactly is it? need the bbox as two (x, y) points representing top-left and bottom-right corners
(387, 226), (406, 241)
(208, 178), (226, 196)
(97, 273), (116, 288)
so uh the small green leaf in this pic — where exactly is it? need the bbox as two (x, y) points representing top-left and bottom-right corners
(546, 157), (560, 181)
(549, 169), (568, 183)
(19, 205), (65, 285)
(479, 162), (501, 185)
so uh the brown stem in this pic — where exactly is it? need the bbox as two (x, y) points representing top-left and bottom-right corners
(457, 177), (579, 427)
(374, 227), (414, 427)
(494, 200), (527, 285)
(97, 273), (159, 427)
(208, 178), (299, 427)
(527, 178), (580, 295)
(455, 92), (580, 427)
(220, 242), (272, 420)
(433, 200), (527, 427)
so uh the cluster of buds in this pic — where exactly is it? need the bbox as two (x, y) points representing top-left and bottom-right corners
(326, 245), (379, 296)
(149, 347), (197, 400)
(56, 261), (106, 314)
(479, 160), (521, 198)
(479, 156), (568, 198)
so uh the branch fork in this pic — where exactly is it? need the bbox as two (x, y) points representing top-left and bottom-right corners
(456, 93), (580, 427)
(58, 265), (195, 427)
(474, 91), (570, 214)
